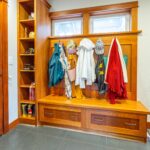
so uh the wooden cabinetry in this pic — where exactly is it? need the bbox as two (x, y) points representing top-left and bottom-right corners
(38, 96), (149, 142)
(39, 105), (82, 128)
(86, 110), (147, 139)
(17, 0), (50, 125)
(0, 0), (8, 134)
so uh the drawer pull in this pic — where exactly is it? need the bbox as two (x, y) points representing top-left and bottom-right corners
(125, 122), (137, 126)
(93, 118), (104, 123)
(44, 111), (54, 117)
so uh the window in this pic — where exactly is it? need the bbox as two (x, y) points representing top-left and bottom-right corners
(52, 18), (83, 36)
(90, 13), (131, 33)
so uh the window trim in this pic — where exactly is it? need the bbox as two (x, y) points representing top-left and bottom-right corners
(49, 1), (138, 36)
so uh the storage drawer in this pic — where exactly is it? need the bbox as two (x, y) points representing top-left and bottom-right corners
(86, 109), (147, 137)
(39, 104), (82, 128)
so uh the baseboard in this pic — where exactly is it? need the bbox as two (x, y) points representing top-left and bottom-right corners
(147, 122), (150, 129)
(9, 118), (19, 131)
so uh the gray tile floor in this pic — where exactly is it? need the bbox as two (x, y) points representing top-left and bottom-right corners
(0, 125), (150, 150)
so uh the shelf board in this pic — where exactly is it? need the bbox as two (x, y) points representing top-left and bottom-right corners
(20, 100), (36, 104)
(20, 116), (35, 121)
(19, 0), (33, 3)
(19, 38), (34, 41)
(20, 84), (35, 88)
(20, 70), (35, 72)
(20, 19), (34, 27)
(49, 31), (142, 40)
(20, 54), (35, 56)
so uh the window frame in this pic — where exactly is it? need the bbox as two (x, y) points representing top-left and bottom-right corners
(50, 1), (138, 36)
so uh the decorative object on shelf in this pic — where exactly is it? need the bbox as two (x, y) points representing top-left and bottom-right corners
(24, 27), (28, 38)
(48, 43), (65, 87)
(29, 12), (34, 19)
(95, 39), (107, 95)
(76, 38), (96, 88)
(105, 38), (128, 104)
(23, 64), (34, 70)
(24, 48), (34, 54)
(29, 82), (35, 100)
(27, 104), (33, 117)
(59, 44), (72, 99)
(29, 31), (35, 38)
(21, 104), (28, 117)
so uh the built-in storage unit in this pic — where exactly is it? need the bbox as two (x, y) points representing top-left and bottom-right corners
(38, 1), (149, 142)
(38, 96), (149, 142)
(17, 0), (50, 125)
(17, 0), (150, 142)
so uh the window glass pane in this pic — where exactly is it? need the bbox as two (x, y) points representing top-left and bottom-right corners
(90, 13), (130, 33)
(52, 18), (82, 36)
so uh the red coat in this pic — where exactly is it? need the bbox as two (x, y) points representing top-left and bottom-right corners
(105, 38), (127, 104)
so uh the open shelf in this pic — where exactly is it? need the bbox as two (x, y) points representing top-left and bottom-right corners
(18, 0), (51, 126)
(20, 54), (35, 56)
(19, 38), (34, 41)
(20, 100), (36, 104)
(20, 84), (35, 88)
(20, 19), (34, 27)
(20, 116), (35, 121)
(20, 70), (35, 72)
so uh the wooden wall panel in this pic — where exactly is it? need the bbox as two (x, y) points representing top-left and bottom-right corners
(49, 33), (137, 100)
(35, 0), (50, 99)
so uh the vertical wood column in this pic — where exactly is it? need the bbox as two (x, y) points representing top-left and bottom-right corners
(83, 13), (90, 34)
(131, 7), (138, 31)
(0, 0), (8, 134)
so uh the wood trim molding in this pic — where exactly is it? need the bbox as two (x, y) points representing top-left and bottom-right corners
(50, 1), (138, 19)
(9, 119), (19, 131)
(147, 122), (150, 129)
(49, 31), (142, 40)
(0, 0), (9, 134)
(41, 0), (51, 9)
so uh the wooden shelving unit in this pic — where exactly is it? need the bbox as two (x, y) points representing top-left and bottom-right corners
(18, 0), (51, 125)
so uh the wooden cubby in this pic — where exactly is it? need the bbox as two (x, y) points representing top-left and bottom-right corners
(17, 0), (51, 125)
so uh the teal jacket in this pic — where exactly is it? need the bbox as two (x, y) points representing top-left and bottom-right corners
(48, 43), (64, 87)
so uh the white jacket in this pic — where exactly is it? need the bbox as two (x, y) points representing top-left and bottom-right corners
(75, 38), (96, 88)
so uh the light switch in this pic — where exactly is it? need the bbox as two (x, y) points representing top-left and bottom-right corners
(8, 56), (13, 65)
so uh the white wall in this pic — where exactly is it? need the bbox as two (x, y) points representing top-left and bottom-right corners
(48, 0), (136, 11)
(8, 0), (18, 123)
(138, 0), (150, 120)
(48, 0), (150, 120)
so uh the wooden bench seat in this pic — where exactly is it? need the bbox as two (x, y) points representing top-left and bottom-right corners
(38, 95), (150, 142)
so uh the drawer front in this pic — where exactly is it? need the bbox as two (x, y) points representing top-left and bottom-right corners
(39, 104), (82, 128)
(91, 114), (139, 130)
(87, 109), (147, 137)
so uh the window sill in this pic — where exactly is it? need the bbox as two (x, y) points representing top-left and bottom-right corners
(49, 31), (142, 40)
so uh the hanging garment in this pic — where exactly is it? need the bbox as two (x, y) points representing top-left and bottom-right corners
(48, 43), (65, 87)
(76, 38), (96, 89)
(59, 45), (72, 98)
(105, 38), (128, 104)
(95, 55), (107, 94)
(95, 39), (107, 95)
